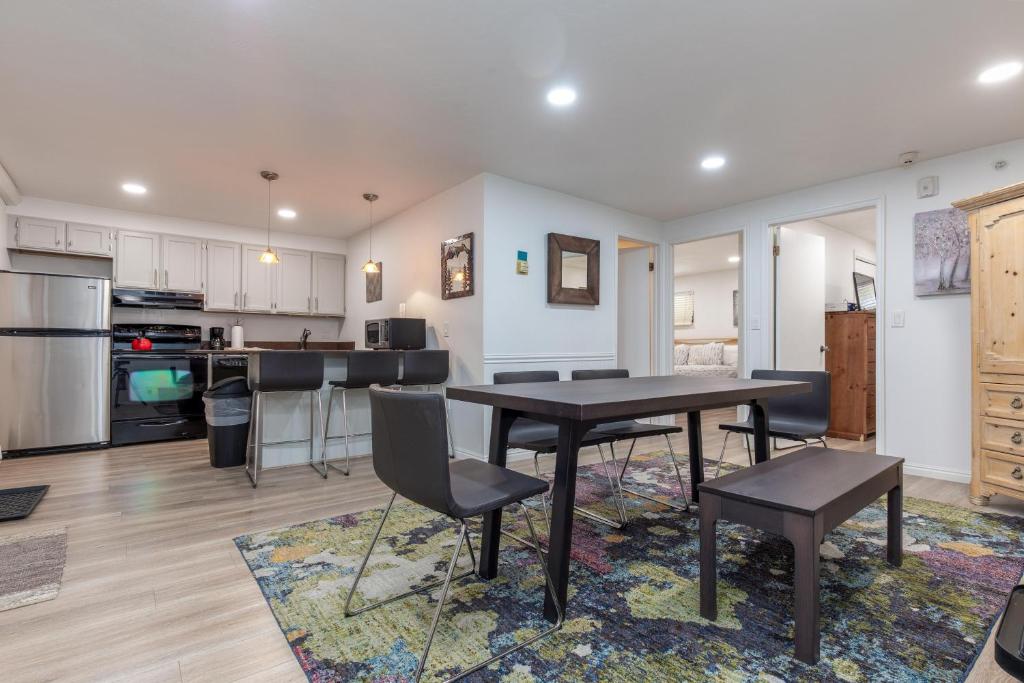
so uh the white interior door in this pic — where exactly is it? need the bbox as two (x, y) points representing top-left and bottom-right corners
(776, 227), (826, 370)
(617, 246), (652, 376)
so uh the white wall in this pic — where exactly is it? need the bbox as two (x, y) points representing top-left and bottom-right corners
(663, 136), (1024, 483)
(341, 175), (487, 457)
(0, 201), (9, 270)
(674, 269), (738, 341)
(784, 218), (876, 307)
(6, 197), (350, 342)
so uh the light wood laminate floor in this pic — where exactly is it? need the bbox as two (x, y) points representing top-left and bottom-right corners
(0, 408), (1019, 682)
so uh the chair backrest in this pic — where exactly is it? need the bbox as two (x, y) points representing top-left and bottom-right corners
(571, 368), (629, 381)
(251, 351), (324, 392)
(750, 369), (831, 432)
(345, 350), (401, 388)
(369, 385), (454, 517)
(400, 349), (450, 386)
(493, 370), (559, 384)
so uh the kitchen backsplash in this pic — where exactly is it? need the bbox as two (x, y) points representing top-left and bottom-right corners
(111, 308), (348, 342)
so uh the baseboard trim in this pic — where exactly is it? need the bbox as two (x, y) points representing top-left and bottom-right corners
(902, 462), (970, 484)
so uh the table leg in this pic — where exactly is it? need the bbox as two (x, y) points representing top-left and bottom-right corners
(687, 411), (704, 503)
(750, 399), (770, 464)
(788, 515), (821, 664)
(544, 419), (583, 623)
(887, 472), (903, 567)
(479, 407), (516, 580)
(699, 494), (721, 620)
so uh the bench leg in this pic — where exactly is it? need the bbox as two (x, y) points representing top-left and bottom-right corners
(888, 483), (903, 567)
(788, 516), (821, 664)
(699, 495), (720, 620)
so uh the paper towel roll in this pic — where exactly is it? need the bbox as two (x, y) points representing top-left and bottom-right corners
(230, 324), (244, 349)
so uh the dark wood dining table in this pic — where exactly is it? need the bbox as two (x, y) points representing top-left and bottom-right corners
(446, 375), (811, 622)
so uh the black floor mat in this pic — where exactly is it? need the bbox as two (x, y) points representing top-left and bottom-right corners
(0, 485), (49, 521)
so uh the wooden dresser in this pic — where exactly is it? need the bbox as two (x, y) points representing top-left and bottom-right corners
(955, 181), (1024, 506)
(824, 310), (876, 441)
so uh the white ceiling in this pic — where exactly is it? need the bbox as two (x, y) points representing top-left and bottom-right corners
(1, 1), (1023, 237)
(674, 234), (740, 276)
(816, 208), (877, 243)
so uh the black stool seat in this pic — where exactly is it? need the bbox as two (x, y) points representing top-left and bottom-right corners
(399, 350), (450, 386)
(250, 351), (324, 392)
(330, 350), (400, 389)
(449, 459), (549, 517)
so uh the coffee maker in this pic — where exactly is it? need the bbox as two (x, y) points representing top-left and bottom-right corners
(209, 326), (225, 350)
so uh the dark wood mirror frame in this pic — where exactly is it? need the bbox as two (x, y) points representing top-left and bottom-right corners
(547, 232), (600, 305)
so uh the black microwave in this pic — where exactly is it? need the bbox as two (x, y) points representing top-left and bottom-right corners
(365, 318), (426, 350)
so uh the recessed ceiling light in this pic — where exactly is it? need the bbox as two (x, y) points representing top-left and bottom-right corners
(121, 182), (147, 195)
(277, 208), (297, 219)
(701, 155), (726, 170)
(728, 255), (740, 263)
(978, 61), (1022, 84)
(546, 86), (577, 107)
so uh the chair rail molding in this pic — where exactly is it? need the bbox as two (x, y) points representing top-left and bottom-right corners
(484, 351), (616, 365)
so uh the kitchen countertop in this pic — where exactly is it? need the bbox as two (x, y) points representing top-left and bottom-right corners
(183, 348), (354, 355)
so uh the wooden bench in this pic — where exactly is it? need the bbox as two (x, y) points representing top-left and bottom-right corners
(697, 447), (903, 663)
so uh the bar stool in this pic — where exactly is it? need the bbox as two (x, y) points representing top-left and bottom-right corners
(398, 350), (454, 457)
(324, 350), (401, 475)
(245, 351), (326, 488)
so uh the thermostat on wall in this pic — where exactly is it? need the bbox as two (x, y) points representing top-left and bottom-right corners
(516, 250), (528, 274)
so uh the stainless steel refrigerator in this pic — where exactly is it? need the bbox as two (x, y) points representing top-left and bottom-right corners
(0, 271), (111, 454)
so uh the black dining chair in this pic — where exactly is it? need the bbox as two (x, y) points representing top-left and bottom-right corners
(571, 369), (689, 513)
(324, 350), (401, 475)
(493, 371), (627, 530)
(245, 351), (326, 487)
(715, 369), (831, 476)
(398, 349), (455, 457)
(344, 386), (562, 682)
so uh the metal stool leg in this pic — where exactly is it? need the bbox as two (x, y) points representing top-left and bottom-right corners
(308, 390), (328, 478)
(597, 444), (629, 525)
(616, 436), (690, 513)
(744, 433), (752, 465)
(714, 431), (731, 478)
(326, 387), (351, 475)
(442, 384), (455, 459)
(244, 390), (260, 487)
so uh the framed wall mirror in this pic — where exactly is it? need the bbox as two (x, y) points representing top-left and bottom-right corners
(548, 232), (600, 304)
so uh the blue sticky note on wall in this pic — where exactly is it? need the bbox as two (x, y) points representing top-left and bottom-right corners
(517, 250), (527, 261)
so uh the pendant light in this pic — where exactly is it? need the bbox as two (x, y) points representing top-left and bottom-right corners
(258, 170), (280, 265)
(362, 192), (380, 273)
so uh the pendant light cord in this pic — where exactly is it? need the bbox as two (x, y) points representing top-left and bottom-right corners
(266, 177), (272, 250)
(368, 198), (374, 262)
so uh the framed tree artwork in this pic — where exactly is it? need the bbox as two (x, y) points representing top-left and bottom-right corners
(442, 232), (474, 299)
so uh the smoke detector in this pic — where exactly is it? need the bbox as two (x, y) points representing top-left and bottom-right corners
(898, 151), (919, 167)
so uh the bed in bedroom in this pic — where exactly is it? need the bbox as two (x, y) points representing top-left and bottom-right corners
(673, 338), (738, 378)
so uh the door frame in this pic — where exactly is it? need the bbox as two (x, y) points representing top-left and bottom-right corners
(762, 196), (886, 454)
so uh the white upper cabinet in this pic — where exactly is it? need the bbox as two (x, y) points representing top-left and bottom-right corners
(312, 252), (346, 317)
(14, 218), (64, 253)
(66, 223), (112, 256)
(241, 244), (274, 312)
(161, 234), (203, 292)
(205, 240), (241, 311)
(275, 248), (313, 314)
(115, 230), (160, 289)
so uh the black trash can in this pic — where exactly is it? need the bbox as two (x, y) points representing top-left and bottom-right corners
(203, 377), (251, 468)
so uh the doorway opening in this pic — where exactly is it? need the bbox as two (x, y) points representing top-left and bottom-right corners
(671, 232), (743, 379)
(617, 237), (657, 376)
(771, 206), (878, 448)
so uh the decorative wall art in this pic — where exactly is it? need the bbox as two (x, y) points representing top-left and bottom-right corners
(547, 233), (600, 305)
(365, 263), (382, 303)
(441, 232), (474, 300)
(914, 208), (970, 296)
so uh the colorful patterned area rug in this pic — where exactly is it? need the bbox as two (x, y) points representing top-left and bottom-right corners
(235, 450), (1024, 682)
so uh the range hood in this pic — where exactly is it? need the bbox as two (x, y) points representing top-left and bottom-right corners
(112, 288), (204, 310)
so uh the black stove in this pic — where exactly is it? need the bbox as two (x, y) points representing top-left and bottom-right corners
(110, 324), (208, 446)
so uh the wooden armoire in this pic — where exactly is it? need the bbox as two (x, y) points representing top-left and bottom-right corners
(824, 311), (876, 441)
(954, 181), (1024, 506)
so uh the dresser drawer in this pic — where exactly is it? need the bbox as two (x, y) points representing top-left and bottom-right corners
(981, 449), (1024, 494)
(981, 384), (1024, 420)
(980, 416), (1024, 456)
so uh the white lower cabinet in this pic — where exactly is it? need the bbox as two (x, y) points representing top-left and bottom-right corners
(205, 240), (242, 311)
(241, 244), (275, 312)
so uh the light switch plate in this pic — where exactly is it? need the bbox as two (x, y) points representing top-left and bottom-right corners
(891, 310), (906, 328)
(442, 321), (450, 338)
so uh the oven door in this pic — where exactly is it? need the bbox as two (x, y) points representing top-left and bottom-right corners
(111, 353), (208, 422)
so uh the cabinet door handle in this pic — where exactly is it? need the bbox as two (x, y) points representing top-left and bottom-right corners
(243, 293), (247, 308)
(1013, 466), (1023, 480)
(315, 296), (319, 312)
(1012, 397), (1022, 410)
(1013, 432), (1023, 446)
(234, 292), (238, 308)
(55, 239), (61, 246)
(154, 269), (158, 286)
(67, 240), (72, 248)
(307, 296), (310, 311)
(164, 270), (169, 287)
